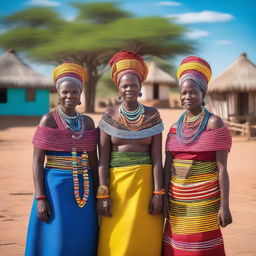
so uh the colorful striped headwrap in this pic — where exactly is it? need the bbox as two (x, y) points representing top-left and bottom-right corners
(177, 56), (212, 92)
(52, 62), (88, 91)
(109, 50), (148, 87)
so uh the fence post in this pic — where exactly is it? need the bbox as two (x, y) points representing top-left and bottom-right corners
(245, 122), (251, 137)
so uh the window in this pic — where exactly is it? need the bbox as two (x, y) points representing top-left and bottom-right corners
(0, 88), (7, 103)
(26, 88), (36, 102)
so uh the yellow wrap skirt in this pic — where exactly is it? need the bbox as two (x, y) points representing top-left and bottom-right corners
(98, 152), (163, 256)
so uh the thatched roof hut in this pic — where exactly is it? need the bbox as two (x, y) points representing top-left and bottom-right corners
(207, 53), (256, 135)
(0, 49), (54, 116)
(208, 53), (256, 93)
(140, 61), (177, 107)
(0, 49), (53, 88)
(143, 61), (177, 86)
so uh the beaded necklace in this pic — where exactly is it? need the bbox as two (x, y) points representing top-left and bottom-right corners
(119, 103), (145, 130)
(71, 148), (90, 208)
(185, 108), (204, 123)
(176, 107), (210, 145)
(58, 107), (85, 139)
(119, 103), (145, 121)
(59, 107), (82, 131)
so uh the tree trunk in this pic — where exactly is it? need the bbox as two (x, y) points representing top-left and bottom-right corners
(84, 75), (97, 113)
(80, 55), (108, 113)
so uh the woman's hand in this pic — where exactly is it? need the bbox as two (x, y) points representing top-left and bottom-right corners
(149, 194), (163, 215)
(37, 199), (51, 222)
(162, 194), (170, 219)
(96, 198), (112, 217)
(218, 206), (232, 227)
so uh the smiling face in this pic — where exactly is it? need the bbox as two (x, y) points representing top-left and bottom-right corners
(58, 80), (82, 111)
(180, 79), (205, 112)
(118, 73), (141, 103)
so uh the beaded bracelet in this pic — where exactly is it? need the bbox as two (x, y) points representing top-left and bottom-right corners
(97, 185), (109, 196)
(36, 195), (47, 200)
(153, 189), (165, 195)
(96, 195), (110, 199)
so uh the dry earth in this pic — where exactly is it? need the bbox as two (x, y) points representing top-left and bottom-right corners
(0, 109), (255, 256)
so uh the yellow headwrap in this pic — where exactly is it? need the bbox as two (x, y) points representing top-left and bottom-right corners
(52, 62), (88, 84)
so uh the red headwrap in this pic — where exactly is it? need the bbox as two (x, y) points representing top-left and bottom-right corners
(109, 50), (148, 86)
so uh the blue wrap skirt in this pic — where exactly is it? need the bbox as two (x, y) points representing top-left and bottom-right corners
(25, 151), (98, 256)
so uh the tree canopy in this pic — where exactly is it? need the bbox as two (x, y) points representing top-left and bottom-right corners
(0, 2), (194, 112)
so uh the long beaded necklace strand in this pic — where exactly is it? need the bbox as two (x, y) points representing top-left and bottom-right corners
(176, 107), (210, 145)
(119, 103), (145, 130)
(58, 107), (85, 139)
(71, 148), (90, 208)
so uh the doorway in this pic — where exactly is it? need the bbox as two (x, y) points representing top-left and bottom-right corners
(153, 83), (159, 99)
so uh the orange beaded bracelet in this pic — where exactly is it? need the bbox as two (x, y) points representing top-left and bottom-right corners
(96, 195), (110, 199)
(153, 189), (165, 195)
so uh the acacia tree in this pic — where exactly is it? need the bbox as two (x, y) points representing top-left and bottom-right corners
(0, 2), (193, 112)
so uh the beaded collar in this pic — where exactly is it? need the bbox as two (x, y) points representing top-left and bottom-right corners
(176, 107), (211, 145)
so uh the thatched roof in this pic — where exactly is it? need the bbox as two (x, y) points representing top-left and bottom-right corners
(208, 53), (256, 93)
(143, 61), (177, 86)
(0, 49), (54, 88)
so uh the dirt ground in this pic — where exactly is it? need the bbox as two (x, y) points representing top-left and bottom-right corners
(0, 109), (255, 256)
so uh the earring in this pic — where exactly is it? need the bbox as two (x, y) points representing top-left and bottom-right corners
(77, 101), (81, 105)
(58, 99), (60, 105)
(138, 92), (142, 97)
(118, 95), (122, 100)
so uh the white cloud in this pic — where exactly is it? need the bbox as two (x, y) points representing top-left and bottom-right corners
(185, 30), (209, 39)
(157, 1), (182, 6)
(216, 40), (232, 45)
(166, 10), (234, 23)
(26, 0), (60, 7)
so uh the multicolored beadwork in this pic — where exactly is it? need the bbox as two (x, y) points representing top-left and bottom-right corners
(119, 103), (145, 130)
(71, 148), (90, 208)
(176, 107), (210, 145)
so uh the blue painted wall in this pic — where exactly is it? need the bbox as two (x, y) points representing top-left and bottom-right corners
(0, 88), (49, 116)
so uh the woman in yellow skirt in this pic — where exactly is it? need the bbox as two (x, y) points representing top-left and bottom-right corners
(97, 50), (164, 256)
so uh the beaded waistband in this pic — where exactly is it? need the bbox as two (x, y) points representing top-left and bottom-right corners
(46, 151), (90, 208)
(46, 155), (84, 172)
(110, 151), (151, 168)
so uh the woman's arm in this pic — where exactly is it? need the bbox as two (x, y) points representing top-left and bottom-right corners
(163, 151), (172, 218)
(208, 114), (232, 227)
(84, 115), (99, 193)
(33, 148), (46, 197)
(88, 150), (98, 194)
(33, 113), (55, 222)
(216, 150), (232, 227)
(33, 147), (51, 222)
(96, 129), (112, 217)
(98, 130), (111, 186)
(149, 132), (164, 215)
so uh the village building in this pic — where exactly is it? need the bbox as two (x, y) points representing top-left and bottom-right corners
(0, 49), (53, 116)
(140, 61), (177, 107)
(207, 53), (256, 136)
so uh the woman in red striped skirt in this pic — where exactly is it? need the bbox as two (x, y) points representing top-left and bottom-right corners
(162, 56), (232, 256)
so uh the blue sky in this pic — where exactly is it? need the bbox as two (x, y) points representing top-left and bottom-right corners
(1, 0), (256, 78)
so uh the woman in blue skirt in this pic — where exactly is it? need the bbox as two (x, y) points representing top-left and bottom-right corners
(25, 62), (98, 256)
